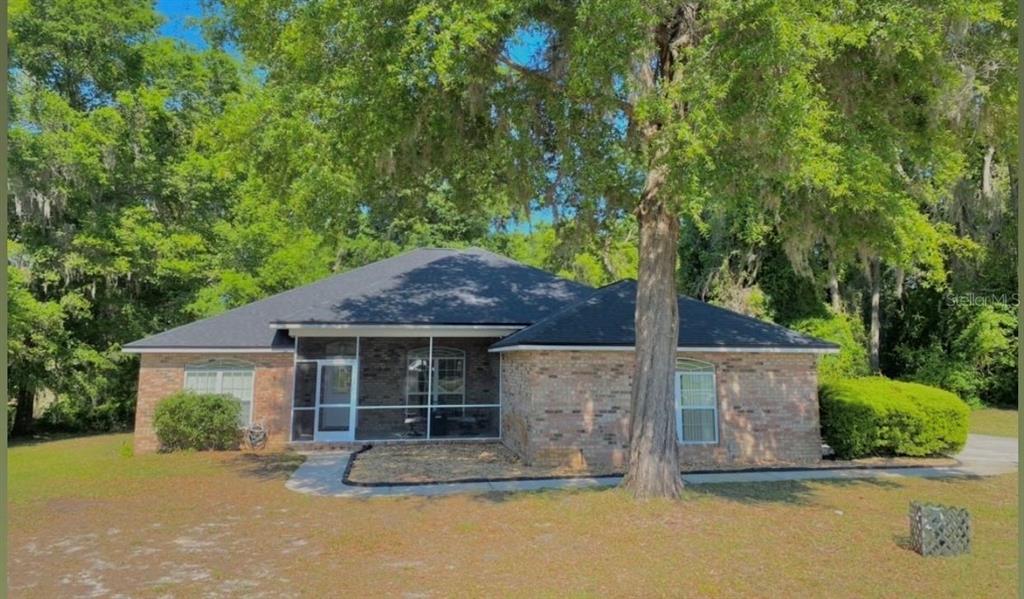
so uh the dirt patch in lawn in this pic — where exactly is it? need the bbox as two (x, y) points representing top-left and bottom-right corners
(345, 443), (959, 484)
(227, 451), (307, 481)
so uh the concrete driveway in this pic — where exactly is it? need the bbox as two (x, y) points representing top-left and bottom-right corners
(286, 433), (1019, 498)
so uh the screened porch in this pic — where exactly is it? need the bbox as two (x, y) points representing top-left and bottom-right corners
(290, 336), (501, 443)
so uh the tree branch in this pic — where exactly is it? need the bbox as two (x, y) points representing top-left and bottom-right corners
(496, 53), (634, 117)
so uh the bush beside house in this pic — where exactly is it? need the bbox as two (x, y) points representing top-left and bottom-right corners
(820, 377), (969, 459)
(153, 392), (242, 451)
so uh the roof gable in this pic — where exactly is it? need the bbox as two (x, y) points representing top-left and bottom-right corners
(273, 248), (590, 325)
(124, 248), (591, 350)
(490, 280), (839, 351)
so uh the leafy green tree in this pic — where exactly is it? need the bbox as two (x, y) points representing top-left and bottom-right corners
(8, 0), (1015, 481)
(223, 0), (972, 497)
(8, 242), (67, 433)
(7, 0), (244, 430)
(10, 0), (159, 110)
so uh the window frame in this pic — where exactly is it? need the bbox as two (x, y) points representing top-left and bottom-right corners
(674, 359), (719, 445)
(183, 360), (256, 427)
(406, 347), (466, 408)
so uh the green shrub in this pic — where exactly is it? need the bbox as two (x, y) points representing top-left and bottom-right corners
(790, 311), (870, 381)
(820, 377), (969, 459)
(153, 391), (242, 451)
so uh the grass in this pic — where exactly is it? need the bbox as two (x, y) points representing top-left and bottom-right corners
(9, 434), (1019, 597)
(969, 408), (1018, 438)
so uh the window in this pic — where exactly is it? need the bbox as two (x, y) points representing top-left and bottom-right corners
(406, 347), (465, 407)
(184, 361), (255, 426)
(675, 359), (718, 444)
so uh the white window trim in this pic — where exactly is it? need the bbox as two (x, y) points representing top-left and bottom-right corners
(183, 363), (255, 427)
(674, 360), (719, 445)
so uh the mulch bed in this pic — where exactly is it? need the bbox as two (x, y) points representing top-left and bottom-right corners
(344, 443), (959, 485)
(345, 443), (615, 484)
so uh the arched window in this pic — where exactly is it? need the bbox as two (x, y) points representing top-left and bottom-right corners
(406, 347), (466, 406)
(184, 360), (255, 426)
(675, 359), (718, 444)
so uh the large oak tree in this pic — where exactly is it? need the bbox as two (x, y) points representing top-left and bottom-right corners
(225, 0), (1004, 497)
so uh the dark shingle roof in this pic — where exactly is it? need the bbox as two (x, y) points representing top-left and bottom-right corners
(123, 248), (592, 350)
(490, 280), (839, 351)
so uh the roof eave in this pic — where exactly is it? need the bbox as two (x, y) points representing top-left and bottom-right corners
(489, 344), (841, 354)
(121, 346), (292, 354)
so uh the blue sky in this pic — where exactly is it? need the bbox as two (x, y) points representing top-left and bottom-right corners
(157, 0), (208, 48)
(156, 2), (549, 59)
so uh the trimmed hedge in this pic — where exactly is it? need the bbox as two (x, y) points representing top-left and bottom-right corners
(153, 391), (242, 451)
(820, 377), (969, 459)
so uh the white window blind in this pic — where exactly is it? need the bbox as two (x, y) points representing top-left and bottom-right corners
(184, 363), (255, 426)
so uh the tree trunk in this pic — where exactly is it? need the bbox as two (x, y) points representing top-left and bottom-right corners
(827, 254), (841, 313)
(622, 169), (684, 500)
(868, 257), (882, 373)
(12, 388), (35, 436)
(982, 145), (995, 200)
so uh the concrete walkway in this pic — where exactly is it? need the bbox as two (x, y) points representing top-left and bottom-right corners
(285, 434), (1018, 498)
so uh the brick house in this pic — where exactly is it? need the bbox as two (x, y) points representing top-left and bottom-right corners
(124, 248), (837, 469)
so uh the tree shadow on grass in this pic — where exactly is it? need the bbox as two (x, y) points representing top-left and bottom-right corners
(228, 452), (307, 482)
(344, 476), (914, 507)
(685, 477), (904, 506)
(7, 431), (122, 448)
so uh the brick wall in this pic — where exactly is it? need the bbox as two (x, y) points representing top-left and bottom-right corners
(500, 350), (821, 471)
(136, 345), (820, 466)
(133, 352), (294, 453)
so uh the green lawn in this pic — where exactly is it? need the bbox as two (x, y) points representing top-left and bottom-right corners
(970, 408), (1019, 438)
(8, 434), (1019, 597)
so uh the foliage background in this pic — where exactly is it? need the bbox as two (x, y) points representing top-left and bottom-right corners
(6, 0), (1018, 433)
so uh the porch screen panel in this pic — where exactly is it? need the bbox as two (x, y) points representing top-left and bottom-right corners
(297, 338), (357, 360)
(430, 406), (499, 438)
(353, 342), (499, 441)
(291, 361), (317, 441)
(356, 407), (427, 440)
